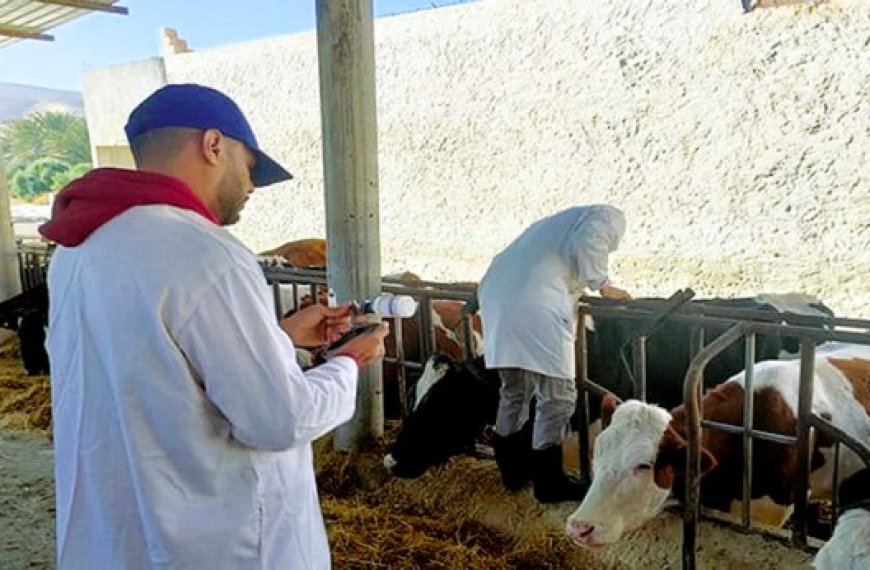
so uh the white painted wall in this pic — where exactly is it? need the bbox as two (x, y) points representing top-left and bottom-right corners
(82, 57), (167, 166)
(0, 157), (21, 300)
(82, 0), (870, 317)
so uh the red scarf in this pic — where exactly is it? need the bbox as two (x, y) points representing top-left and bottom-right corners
(39, 168), (218, 246)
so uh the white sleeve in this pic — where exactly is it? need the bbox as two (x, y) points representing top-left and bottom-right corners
(177, 265), (358, 450)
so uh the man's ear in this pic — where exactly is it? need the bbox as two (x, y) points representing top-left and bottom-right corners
(601, 393), (620, 428)
(201, 128), (224, 166)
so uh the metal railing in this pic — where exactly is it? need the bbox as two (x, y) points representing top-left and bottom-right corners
(16, 239), (54, 291)
(260, 264), (478, 417)
(574, 295), (870, 569)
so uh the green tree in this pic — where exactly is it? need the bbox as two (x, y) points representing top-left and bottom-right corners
(51, 162), (92, 190)
(10, 158), (70, 200)
(0, 111), (91, 175)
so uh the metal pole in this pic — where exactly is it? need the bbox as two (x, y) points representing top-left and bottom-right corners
(316, 0), (383, 450)
(632, 336), (647, 401)
(271, 280), (283, 320)
(575, 308), (592, 482)
(683, 323), (745, 570)
(418, 296), (434, 359)
(741, 332), (756, 528)
(831, 441), (841, 528)
(394, 317), (408, 418)
(792, 338), (816, 546)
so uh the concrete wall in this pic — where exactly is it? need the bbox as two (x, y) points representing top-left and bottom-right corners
(83, 0), (870, 317)
(82, 58), (166, 166)
(0, 157), (21, 300)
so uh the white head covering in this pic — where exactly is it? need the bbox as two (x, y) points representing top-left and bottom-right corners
(567, 204), (626, 291)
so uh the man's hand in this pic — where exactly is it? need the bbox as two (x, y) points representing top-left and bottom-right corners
(280, 303), (353, 347)
(333, 321), (390, 367)
(600, 284), (632, 301)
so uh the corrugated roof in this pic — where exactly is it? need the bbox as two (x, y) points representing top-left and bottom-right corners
(0, 0), (127, 50)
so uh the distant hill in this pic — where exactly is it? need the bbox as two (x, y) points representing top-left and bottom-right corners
(0, 82), (83, 123)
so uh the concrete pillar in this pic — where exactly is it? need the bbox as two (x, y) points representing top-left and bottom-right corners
(0, 157), (22, 300)
(316, 0), (383, 451)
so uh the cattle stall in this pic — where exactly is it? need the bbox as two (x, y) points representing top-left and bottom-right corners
(16, 239), (53, 292)
(260, 263), (478, 418)
(575, 295), (870, 569)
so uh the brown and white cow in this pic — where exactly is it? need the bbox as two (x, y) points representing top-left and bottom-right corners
(565, 343), (870, 548)
(260, 238), (327, 268)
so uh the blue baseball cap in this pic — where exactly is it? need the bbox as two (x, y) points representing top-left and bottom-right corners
(124, 83), (293, 187)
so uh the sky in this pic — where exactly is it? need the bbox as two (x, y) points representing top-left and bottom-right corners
(0, 0), (473, 92)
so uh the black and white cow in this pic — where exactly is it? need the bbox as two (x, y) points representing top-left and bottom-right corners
(384, 353), (501, 478)
(384, 296), (834, 478)
(0, 283), (50, 376)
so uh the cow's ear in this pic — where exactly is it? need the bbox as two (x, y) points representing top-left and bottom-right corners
(665, 429), (717, 476)
(700, 447), (717, 476)
(601, 394), (620, 428)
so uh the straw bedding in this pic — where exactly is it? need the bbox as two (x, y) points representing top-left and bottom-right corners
(314, 431), (597, 568)
(0, 338), (51, 436)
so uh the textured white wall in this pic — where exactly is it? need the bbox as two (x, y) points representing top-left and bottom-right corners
(86, 0), (870, 317)
(82, 58), (167, 162)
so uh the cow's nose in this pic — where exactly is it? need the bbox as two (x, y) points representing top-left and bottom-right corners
(566, 519), (595, 542)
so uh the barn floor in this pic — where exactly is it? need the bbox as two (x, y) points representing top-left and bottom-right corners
(0, 336), (815, 569)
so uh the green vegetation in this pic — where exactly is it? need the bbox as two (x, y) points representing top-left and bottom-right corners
(0, 111), (92, 200)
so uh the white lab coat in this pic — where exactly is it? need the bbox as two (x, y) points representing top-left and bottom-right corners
(47, 206), (357, 569)
(478, 205), (625, 379)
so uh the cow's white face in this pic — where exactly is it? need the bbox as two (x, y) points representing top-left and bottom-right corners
(565, 400), (674, 547)
(413, 356), (451, 410)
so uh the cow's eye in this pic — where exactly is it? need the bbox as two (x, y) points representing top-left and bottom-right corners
(635, 463), (653, 471)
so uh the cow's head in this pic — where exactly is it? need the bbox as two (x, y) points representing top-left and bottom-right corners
(384, 354), (499, 478)
(565, 395), (715, 547)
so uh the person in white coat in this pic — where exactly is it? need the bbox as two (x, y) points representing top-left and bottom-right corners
(478, 205), (630, 503)
(39, 84), (389, 569)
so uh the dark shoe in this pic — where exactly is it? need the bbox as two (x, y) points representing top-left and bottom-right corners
(493, 430), (532, 492)
(532, 444), (588, 504)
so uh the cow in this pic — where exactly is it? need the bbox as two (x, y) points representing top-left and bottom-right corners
(384, 353), (501, 478)
(0, 284), (50, 375)
(565, 344), (870, 548)
(813, 467), (870, 569)
(383, 296), (835, 478)
(259, 238), (326, 268)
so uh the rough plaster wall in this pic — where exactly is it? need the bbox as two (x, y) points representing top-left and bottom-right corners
(138, 0), (867, 316)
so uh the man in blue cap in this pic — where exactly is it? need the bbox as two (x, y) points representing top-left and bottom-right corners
(41, 84), (389, 569)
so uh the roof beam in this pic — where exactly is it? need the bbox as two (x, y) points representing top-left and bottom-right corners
(36, 0), (129, 15)
(0, 25), (54, 41)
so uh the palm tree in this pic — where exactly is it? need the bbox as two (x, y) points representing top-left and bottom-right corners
(0, 111), (91, 174)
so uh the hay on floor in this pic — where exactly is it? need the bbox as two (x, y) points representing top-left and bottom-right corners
(0, 337), (51, 436)
(314, 432), (599, 569)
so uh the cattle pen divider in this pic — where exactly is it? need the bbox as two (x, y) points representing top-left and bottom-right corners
(261, 264), (478, 418)
(16, 239), (53, 291)
(576, 296), (870, 570)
